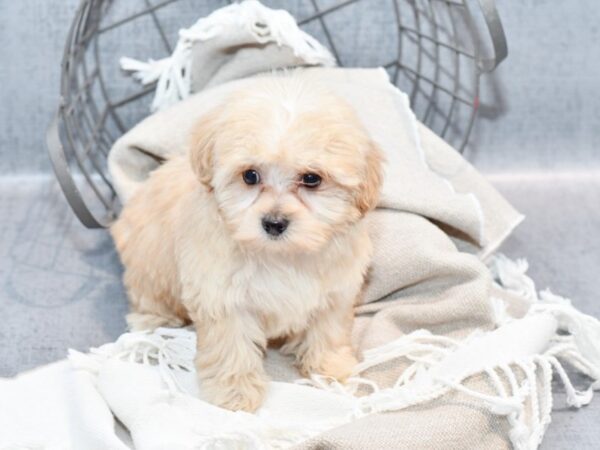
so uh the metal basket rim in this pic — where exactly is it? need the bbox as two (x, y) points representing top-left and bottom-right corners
(47, 0), (508, 229)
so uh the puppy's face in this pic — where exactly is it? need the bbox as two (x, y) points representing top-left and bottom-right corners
(190, 80), (383, 254)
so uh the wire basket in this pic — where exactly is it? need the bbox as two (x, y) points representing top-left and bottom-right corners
(47, 0), (507, 228)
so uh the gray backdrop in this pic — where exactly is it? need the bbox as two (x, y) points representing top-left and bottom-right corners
(0, 1), (598, 448)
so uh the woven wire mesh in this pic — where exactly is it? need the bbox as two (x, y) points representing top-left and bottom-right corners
(47, 0), (507, 228)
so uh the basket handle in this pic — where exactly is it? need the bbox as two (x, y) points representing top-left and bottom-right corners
(476, 0), (508, 72)
(46, 113), (108, 228)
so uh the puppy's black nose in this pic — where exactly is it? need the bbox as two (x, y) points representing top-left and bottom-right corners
(262, 216), (289, 237)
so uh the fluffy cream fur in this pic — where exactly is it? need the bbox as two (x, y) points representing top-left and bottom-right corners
(111, 75), (384, 412)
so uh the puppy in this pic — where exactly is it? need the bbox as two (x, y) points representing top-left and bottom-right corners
(111, 75), (384, 412)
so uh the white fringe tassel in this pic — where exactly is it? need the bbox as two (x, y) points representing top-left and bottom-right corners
(300, 255), (600, 450)
(70, 326), (197, 395)
(120, 0), (335, 112)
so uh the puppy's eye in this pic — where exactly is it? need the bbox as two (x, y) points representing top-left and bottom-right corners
(242, 169), (260, 185)
(300, 173), (321, 188)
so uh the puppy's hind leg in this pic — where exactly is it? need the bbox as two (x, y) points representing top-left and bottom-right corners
(126, 290), (190, 332)
(126, 311), (187, 331)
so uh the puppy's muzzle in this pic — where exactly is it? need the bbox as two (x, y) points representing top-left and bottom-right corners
(261, 215), (289, 237)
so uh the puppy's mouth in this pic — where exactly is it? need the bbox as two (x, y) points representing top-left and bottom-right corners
(265, 234), (285, 241)
(231, 216), (328, 254)
(230, 223), (292, 249)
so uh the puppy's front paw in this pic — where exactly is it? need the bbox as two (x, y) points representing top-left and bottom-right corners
(202, 372), (268, 412)
(299, 345), (358, 381)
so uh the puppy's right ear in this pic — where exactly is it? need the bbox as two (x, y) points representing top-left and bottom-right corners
(189, 110), (219, 189)
(356, 139), (384, 216)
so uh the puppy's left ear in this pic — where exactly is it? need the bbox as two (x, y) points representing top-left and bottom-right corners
(356, 140), (384, 215)
(189, 110), (220, 189)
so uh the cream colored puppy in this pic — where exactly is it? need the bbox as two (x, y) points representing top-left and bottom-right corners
(111, 76), (384, 412)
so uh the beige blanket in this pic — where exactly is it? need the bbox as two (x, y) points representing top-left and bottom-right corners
(104, 3), (600, 448)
